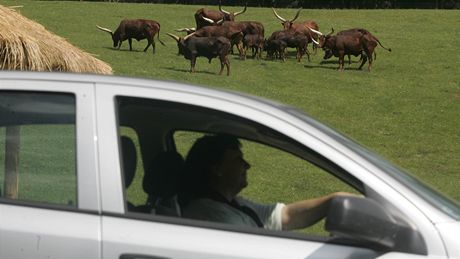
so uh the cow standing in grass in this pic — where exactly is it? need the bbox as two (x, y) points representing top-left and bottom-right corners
(96, 19), (165, 54)
(309, 28), (391, 71)
(167, 33), (231, 76)
(272, 8), (319, 54)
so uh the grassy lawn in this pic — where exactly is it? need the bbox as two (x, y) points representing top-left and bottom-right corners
(1, 0), (459, 207)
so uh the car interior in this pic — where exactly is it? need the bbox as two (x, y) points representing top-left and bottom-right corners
(116, 96), (363, 228)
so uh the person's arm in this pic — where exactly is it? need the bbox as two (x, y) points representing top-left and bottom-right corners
(281, 192), (354, 231)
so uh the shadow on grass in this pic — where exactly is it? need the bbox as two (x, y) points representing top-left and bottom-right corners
(102, 46), (154, 53)
(163, 67), (221, 75)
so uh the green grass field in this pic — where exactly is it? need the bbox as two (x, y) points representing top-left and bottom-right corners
(1, 0), (459, 206)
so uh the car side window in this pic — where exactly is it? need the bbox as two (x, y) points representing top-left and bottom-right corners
(174, 130), (358, 236)
(116, 96), (360, 237)
(0, 91), (77, 207)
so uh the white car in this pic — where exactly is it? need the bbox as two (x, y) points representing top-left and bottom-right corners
(0, 71), (459, 259)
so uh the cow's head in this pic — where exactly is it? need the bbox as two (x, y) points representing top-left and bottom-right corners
(309, 27), (334, 49)
(323, 49), (334, 60)
(167, 32), (196, 56)
(97, 25), (120, 48)
(272, 8), (300, 30)
(219, 2), (247, 21)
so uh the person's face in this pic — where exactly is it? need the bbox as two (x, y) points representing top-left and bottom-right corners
(213, 148), (251, 195)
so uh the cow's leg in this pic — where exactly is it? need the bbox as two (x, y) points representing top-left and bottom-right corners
(304, 47), (311, 62)
(237, 42), (245, 60)
(338, 51), (345, 71)
(143, 39), (153, 53)
(190, 55), (197, 73)
(219, 56), (225, 75)
(219, 55), (230, 76)
(128, 38), (133, 51)
(225, 56), (230, 76)
(358, 54), (368, 70)
(367, 50), (374, 71)
(151, 40), (156, 54)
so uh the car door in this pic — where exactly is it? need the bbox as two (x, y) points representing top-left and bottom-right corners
(95, 80), (397, 259)
(0, 78), (101, 259)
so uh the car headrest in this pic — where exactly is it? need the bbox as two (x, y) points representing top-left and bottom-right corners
(143, 151), (184, 199)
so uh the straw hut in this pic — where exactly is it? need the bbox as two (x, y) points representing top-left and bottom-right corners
(0, 4), (112, 74)
(1, 4), (112, 199)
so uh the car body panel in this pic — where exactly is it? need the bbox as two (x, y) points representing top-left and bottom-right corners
(0, 203), (100, 259)
(0, 72), (458, 259)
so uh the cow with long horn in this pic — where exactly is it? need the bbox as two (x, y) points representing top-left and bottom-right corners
(272, 8), (319, 53)
(309, 27), (391, 71)
(194, 2), (247, 30)
(167, 33), (231, 76)
(96, 19), (165, 54)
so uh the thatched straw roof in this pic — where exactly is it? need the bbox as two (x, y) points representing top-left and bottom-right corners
(0, 5), (112, 74)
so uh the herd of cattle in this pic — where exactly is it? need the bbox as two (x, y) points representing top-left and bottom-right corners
(96, 3), (392, 75)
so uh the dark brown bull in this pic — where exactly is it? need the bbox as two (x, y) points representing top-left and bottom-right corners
(242, 33), (264, 59)
(323, 28), (385, 64)
(310, 28), (391, 71)
(194, 2), (247, 30)
(166, 33), (231, 76)
(183, 22), (245, 59)
(272, 8), (319, 53)
(268, 30), (310, 62)
(96, 19), (165, 53)
(224, 20), (264, 57)
(264, 38), (288, 61)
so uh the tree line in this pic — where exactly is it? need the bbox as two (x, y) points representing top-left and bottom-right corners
(99, 0), (460, 9)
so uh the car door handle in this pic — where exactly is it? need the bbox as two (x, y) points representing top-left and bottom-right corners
(120, 253), (170, 259)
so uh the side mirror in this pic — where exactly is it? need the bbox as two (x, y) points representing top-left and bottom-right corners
(326, 196), (427, 255)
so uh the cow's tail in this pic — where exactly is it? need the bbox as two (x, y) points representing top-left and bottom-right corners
(157, 23), (166, 46)
(374, 36), (391, 52)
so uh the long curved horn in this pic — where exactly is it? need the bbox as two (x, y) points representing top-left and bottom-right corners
(290, 8), (301, 22)
(219, 1), (230, 15)
(175, 27), (195, 33)
(166, 33), (180, 42)
(233, 3), (247, 16)
(327, 27), (335, 36)
(216, 18), (224, 25)
(202, 16), (216, 24)
(272, 8), (286, 22)
(311, 37), (319, 45)
(96, 25), (113, 35)
(183, 31), (196, 41)
(308, 27), (323, 36)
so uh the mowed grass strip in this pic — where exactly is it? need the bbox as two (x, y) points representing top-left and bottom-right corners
(1, 1), (459, 203)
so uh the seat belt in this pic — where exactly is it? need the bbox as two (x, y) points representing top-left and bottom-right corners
(206, 190), (264, 228)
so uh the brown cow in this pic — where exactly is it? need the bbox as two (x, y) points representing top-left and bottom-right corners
(242, 33), (264, 59)
(310, 28), (391, 71)
(323, 28), (386, 64)
(268, 30), (310, 62)
(272, 8), (319, 53)
(167, 33), (231, 76)
(194, 2), (247, 30)
(96, 19), (165, 53)
(185, 22), (245, 59)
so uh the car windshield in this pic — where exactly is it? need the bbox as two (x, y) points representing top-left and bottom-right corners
(287, 107), (460, 220)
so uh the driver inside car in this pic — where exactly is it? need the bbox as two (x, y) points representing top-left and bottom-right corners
(179, 134), (356, 230)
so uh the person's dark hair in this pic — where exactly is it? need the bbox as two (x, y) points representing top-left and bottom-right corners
(179, 134), (241, 206)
